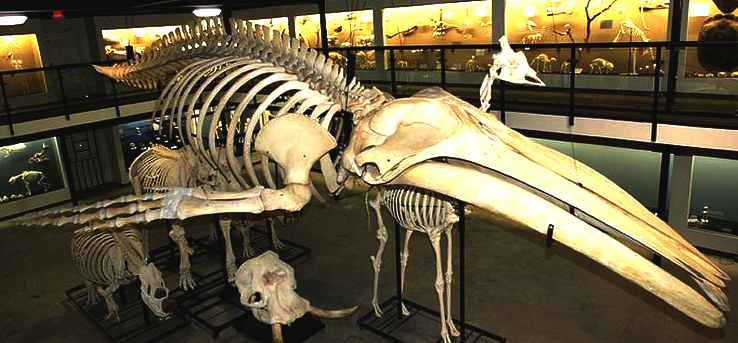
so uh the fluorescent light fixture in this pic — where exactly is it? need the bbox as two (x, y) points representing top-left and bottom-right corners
(0, 15), (28, 26)
(193, 7), (221, 17)
(689, 3), (710, 17)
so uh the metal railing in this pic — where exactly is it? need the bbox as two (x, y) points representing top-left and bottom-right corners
(1, 40), (737, 140)
(0, 59), (159, 135)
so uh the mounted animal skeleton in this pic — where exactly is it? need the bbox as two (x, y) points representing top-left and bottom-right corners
(16, 18), (729, 342)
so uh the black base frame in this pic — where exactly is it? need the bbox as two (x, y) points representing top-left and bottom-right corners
(357, 202), (506, 343)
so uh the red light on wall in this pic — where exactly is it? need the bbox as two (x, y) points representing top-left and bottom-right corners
(52, 10), (64, 20)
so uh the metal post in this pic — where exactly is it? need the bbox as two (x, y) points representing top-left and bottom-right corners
(0, 74), (12, 135)
(318, 0), (329, 54)
(499, 80), (506, 124)
(57, 68), (69, 120)
(654, 152), (671, 266)
(440, 48), (447, 89)
(346, 48), (356, 82)
(222, 7), (232, 35)
(569, 45), (576, 126)
(665, 0), (683, 113)
(110, 78), (120, 117)
(389, 50), (397, 97)
(394, 219), (402, 320)
(458, 201), (466, 342)
(651, 47), (662, 142)
(57, 135), (79, 204)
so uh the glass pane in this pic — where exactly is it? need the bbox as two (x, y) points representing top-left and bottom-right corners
(101, 25), (179, 61)
(690, 156), (738, 235)
(296, 10), (375, 48)
(0, 34), (46, 97)
(383, 1), (492, 46)
(506, 0), (668, 44)
(534, 138), (661, 209)
(248, 17), (289, 34)
(0, 137), (65, 202)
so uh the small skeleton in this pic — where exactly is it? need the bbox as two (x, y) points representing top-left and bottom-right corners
(368, 187), (461, 343)
(235, 251), (357, 342)
(72, 227), (170, 321)
(0, 143), (26, 159)
(465, 55), (478, 72)
(27, 145), (50, 164)
(560, 60), (572, 73)
(531, 53), (558, 73)
(8, 170), (50, 196)
(430, 9), (461, 37)
(589, 58), (615, 74)
(385, 25), (418, 39)
(521, 32), (543, 44)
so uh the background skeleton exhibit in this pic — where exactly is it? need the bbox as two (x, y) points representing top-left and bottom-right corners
(14, 15), (731, 342)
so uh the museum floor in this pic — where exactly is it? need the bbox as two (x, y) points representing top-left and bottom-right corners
(1, 183), (737, 343)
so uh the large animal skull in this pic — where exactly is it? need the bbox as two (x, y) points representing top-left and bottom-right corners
(337, 85), (729, 328)
(235, 251), (357, 326)
(137, 263), (171, 319)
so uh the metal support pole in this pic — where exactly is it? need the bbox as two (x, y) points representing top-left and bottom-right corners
(654, 152), (671, 266)
(458, 201), (466, 342)
(394, 219), (402, 320)
(440, 49), (447, 89)
(57, 68), (69, 120)
(0, 74), (13, 135)
(568, 46), (576, 126)
(318, 0), (329, 54)
(651, 47), (662, 142)
(389, 50), (397, 97)
(499, 80), (506, 124)
(57, 135), (79, 204)
(111, 78), (120, 117)
(665, 0), (683, 113)
(222, 7), (232, 35)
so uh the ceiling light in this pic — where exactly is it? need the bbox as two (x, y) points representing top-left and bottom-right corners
(193, 8), (221, 17)
(0, 15), (27, 26)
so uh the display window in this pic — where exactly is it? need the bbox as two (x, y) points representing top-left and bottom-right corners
(382, 1), (491, 71)
(248, 17), (289, 35)
(118, 119), (185, 167)
(0, 34), (46, 97)
(690, 156), (738, 236)
(506, 0), (668, 76)
(534, 138), (661, 210)
(296, 10), (374, 48)
(101, 26), (179, 61)
(685, 1), (738, 78)
(0, 137), (65, 203)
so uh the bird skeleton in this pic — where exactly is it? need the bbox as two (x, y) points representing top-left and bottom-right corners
(15, 18), (730, 342)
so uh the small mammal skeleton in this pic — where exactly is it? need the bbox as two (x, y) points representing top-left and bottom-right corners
(8, 170), (50, 196)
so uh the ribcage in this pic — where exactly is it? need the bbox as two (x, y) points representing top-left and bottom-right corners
(380, 186), (459, 232)
(129, 145), (193, 192)
(71, 228), (141, 286)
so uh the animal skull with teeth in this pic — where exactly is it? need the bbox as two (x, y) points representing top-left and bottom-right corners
(138, 263), (170, 319)
(235, 251), (357, 342)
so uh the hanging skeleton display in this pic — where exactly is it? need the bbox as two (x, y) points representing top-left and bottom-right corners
(71, 227), (170, 321)
(16, 19), (730, 342)
(235, 251), (357, 342)
(8, 170), (50, 196)
(430, 9), (462, 38)
(613, 18), (654, 75)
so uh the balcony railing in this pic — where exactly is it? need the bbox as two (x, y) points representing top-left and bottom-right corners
(1, 40), (737, 140)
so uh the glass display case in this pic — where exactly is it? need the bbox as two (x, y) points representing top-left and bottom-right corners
(686, 1), (738, 78)
(0, 137), (65, 204)
(117, 118), (187, 168)
(382, 1), (492, 72)
(0, 34), (46, 97)
(248, 17), (289, 35)
(101, 25), (179, 60)
(296, 10), (376, 70)
(506, 0), (668, 76)
(689, 155), (738, 236)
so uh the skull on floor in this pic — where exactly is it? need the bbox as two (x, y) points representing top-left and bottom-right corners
(235, 251), (357, 326)
(137, 262), (170, 319)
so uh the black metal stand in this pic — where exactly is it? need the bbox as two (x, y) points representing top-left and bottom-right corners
(234, 313), (326, 343)
(357, 201), (506, 343)
(64, 241), (196, 343)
